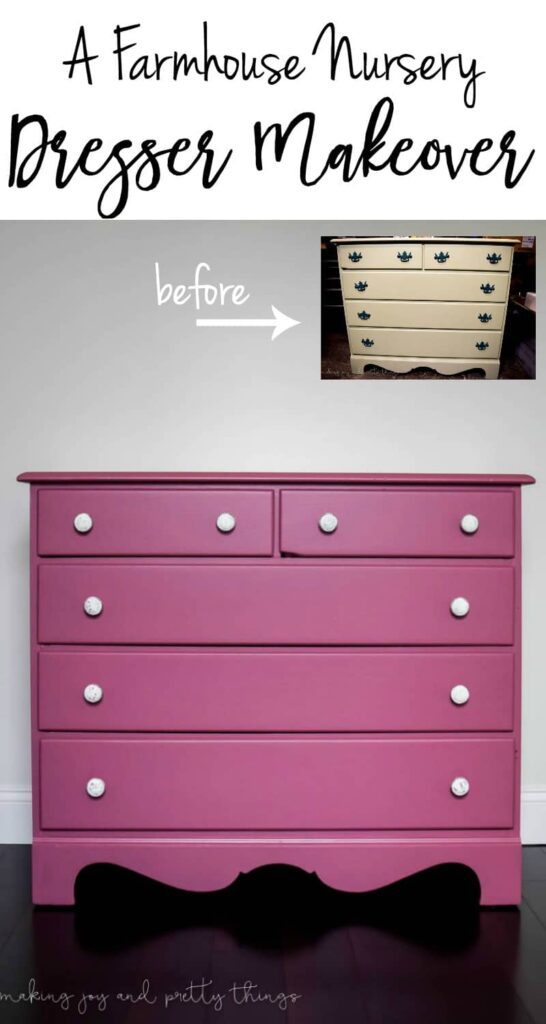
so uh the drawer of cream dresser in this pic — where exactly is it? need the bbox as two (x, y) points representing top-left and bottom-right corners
(337, 243), (422, 270)
(37, 489), (273, 556)
(345, 301), (505, 330)
(38, 564), (515, 645)
(423, 243), (513, 271)
(38, 649), (514, 732)
(341, 271), (509, 303)
(281, 489), (514, 557)
(39, 736), (515, 830)
(348, 328), (502, 360)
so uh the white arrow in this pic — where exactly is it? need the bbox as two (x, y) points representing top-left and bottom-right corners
(196, 305), (300, 341)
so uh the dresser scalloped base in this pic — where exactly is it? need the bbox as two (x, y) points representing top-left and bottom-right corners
(32, 837), (521, 907)
(350, 355), (501, 379)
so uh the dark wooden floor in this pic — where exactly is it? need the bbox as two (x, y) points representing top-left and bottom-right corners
(1, 846), (546, 1022)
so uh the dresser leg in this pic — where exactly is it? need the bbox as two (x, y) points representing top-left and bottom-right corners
(482, 360), (501, 379)
(32, 843), (78, 906)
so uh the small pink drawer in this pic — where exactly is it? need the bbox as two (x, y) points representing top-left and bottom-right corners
(37, 489), (273, 556)
(38, 649), (514, 732)
(39, 736), (515, 830)
(38, 564), (515, 645)
(280, 489), (515, 557)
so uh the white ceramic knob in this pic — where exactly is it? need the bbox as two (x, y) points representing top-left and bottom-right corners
(460, 514), (479, 535)
(450, 684), (470, 706)
(83, 684), (103, 704)
(451, 776), (470, 798)
(450, 596), (470, 618)
(86, 777), (106, 799)
(83, 596), (103, 617)
(74, 512), (93, 534)
(216, 512), (236, 533)
(319, 513), (338, 534)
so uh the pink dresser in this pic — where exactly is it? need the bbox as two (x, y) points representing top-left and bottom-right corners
(18, 472), (534, 905)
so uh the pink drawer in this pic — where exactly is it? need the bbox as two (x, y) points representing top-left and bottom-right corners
(38, 650), (514, 732)
(38, 564), (515, 645)
(37, 489), (273, 556)
(280, 489), (515, 557)
(40, 736), (515, 830)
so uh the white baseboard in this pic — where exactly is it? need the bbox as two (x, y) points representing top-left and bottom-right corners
(1, 786), (546, 846)
(0, 786), (32, 843)
(521, 789), (546, 845)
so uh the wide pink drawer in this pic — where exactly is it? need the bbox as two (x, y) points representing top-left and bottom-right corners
(37, 564), (515, 645)
(38, 650), (514, 732)
(37, 488), (273, 556)
(39, 736), (515, 830)
(281, 489), (515, 557)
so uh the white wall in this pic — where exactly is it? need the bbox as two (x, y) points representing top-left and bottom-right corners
(0, 220), (543, 841)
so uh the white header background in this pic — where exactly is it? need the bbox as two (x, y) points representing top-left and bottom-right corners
(0, 0), (542, 219)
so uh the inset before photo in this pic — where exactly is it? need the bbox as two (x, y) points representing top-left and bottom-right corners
(321, 234), (536, 380)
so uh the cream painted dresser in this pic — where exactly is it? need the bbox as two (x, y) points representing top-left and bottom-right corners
(333, 237), (517, 379)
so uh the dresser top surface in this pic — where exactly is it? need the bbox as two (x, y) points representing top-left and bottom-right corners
(330, 237), (519, 245)
(17, 472), (535, 486)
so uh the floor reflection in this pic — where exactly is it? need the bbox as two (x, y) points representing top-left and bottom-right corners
(1, 862), (526, 1022)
